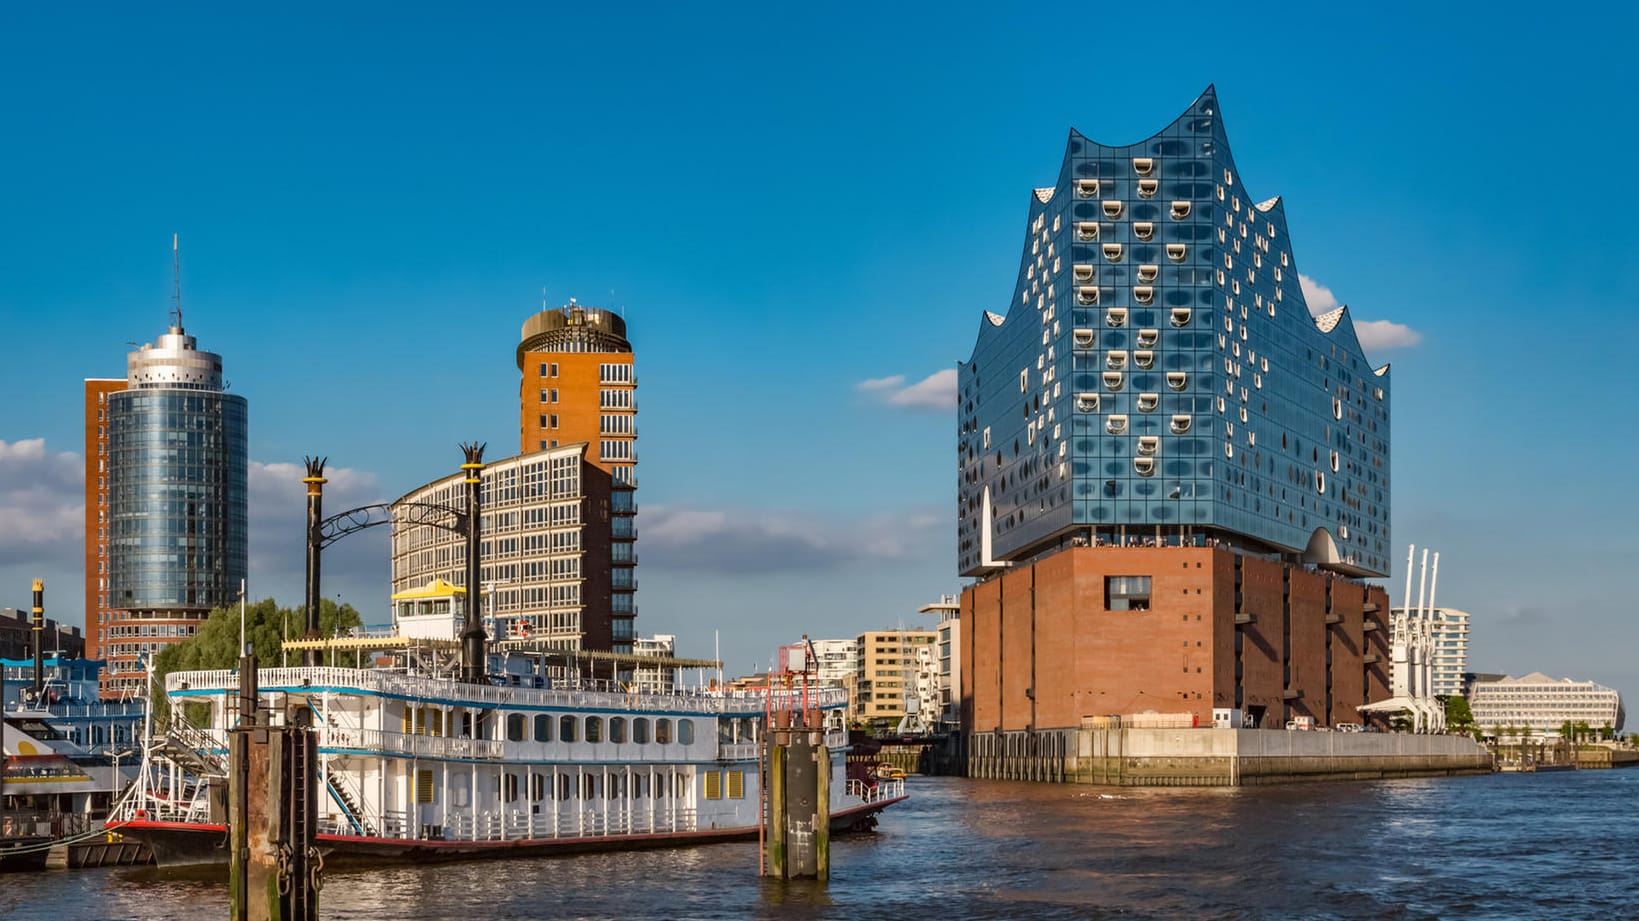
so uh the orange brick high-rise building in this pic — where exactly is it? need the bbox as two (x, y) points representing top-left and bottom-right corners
(515, 301), (637, 652)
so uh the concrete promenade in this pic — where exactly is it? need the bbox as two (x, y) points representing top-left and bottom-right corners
(969, 728), (1493, 786)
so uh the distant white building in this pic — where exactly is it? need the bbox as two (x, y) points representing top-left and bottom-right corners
(806, 639), (858, 685)
(1468, 673), (1625, 739)
(631, 634), (676, 695)
(1392, 607), (1470, 699)
(918, 595), (962, 731)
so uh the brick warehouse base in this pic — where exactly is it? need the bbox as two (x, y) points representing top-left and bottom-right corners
(960, 546), (1393, 735)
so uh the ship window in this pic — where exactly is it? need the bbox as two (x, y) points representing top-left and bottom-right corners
(504, 773), (520, 803)
(560, 715), (579, 743)
(531, 772), (548, 802)
(557, 774), (571, 801)
(534, 714), (553, 742)
(611, 717), (627, 744)
(634, 718), (650, 744)
(679, 719), (695, 745)
(657, 718), (673, 745)
(506, 713), (526, 742)
(585, 716), (603, 743)
(417, 769), (435, 804)
(705, 770), (723, 800)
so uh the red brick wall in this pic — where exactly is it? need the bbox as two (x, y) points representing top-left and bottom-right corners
(961, 546), (1388, 734)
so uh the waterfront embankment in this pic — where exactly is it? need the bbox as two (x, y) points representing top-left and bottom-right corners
(969, 727), (1492, 785)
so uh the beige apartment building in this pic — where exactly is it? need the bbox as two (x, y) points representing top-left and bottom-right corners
(853, 629), (938, 728)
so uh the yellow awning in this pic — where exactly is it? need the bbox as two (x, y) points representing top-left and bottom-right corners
(389, 578), (466, 601)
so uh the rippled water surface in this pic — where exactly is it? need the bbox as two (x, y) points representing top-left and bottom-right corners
(6, 770), (1637, 920)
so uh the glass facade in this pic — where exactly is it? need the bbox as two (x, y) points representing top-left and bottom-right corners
(107, 389), (248, 610)
(958, 86), (1390, 577)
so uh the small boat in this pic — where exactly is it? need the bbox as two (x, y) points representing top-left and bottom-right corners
(113, 619), (905, 867)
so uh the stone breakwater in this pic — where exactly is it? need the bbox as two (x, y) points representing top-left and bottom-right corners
(968, 727), (1493, 786)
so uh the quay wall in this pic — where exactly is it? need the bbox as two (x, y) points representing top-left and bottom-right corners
(969, 728), (1492, 786)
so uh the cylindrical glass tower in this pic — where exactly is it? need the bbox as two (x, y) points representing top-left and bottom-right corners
(105, 322), (247, 689)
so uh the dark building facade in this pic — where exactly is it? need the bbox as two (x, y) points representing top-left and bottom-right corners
(960, 88), (1393, 734)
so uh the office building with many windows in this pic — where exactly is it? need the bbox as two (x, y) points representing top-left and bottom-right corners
(1468, 673), (1624, 739)
(97, 318), (247, 696)
(390, 443), (633, 658)
(959, 88), (1392, 736)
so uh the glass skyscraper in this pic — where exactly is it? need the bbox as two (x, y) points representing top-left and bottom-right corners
(103, 319), (247, 693)
(957, 86), (1390, 578)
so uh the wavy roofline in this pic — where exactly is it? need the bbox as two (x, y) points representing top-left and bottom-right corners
(1065, 85), (1218, 151)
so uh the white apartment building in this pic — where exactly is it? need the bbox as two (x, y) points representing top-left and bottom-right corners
(807, 638), (858, 685)
(1468, 673), (1624, 738)
(919, 595), (962, 731)
(631, 634), (676, 694)
(1392, 606), (1470, 699)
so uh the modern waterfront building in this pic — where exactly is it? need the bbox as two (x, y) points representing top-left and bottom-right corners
(631, 634), (677, 694)
(853, 629), (937, 730)
(1392, 606), (1470, 699)
(390, 443), (635, 660)
(98, 317), (247, 696)
(515, 301), (638, 652)
(1468, 673), (1625, 738)
(959, 87), (1392, 737)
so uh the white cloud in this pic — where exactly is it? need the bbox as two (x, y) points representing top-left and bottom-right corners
(0, 439), (84, 565)
(1300, 274), (1340, 315)
(247, 460), (386, 582)
(857, 368), (957, 412)
(641, 503), (947, 574)
(1352, 320), (1423, 351)
(1301, 274), (1421, 353)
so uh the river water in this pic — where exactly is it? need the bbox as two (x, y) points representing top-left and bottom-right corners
(5, 770), (1636, 920)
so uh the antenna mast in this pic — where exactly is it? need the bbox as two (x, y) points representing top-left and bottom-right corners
(170, 233), (184, 331)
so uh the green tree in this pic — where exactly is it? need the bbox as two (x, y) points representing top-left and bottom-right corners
(152, 598), (362, 724)
(1444, 696), (1476, 733)
(1389, 709), (1413, 732)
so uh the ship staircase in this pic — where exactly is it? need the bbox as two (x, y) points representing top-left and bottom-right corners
(153, 712), (228, 778)
(324, 771), (375, 837)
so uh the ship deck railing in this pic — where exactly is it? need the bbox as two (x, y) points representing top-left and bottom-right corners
(166, 666), (846, 715)
(313, 806), (701, 843)
(322, 726), (506, 760)
(847, 778), (906, 805)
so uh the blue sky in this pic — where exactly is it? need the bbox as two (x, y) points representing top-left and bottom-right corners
(2, 5), (1635, 699)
